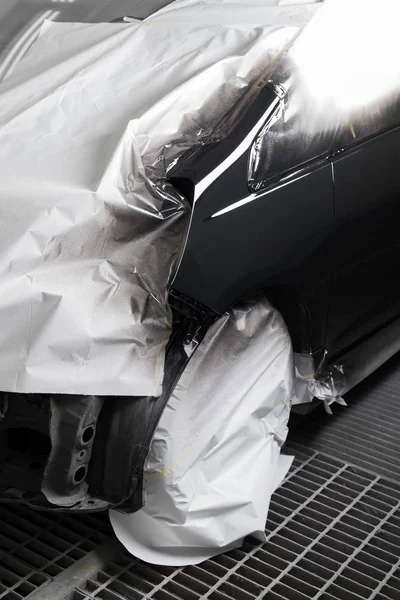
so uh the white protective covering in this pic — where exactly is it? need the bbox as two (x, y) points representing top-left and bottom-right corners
(0, 4), (309, 396)
(108, 0), (322, 566)
(0, 0), (318, 565)
(111, 294), (294, 566)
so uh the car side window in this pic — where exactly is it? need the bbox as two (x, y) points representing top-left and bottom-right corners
(248, 75), (400, 194)
(248, 16), (400, 194)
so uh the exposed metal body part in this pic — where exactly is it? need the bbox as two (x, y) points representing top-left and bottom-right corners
(42, 396), (104, 507)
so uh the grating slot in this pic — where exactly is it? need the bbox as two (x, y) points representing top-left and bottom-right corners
(0, 555), (34, 579)
(235, 564), (272, 589)
(246, 556), (281, 581)
(338, 469), (375, 487)
(296, 555), (338, 580)
(269, 503), (295, 519)
(381, 520), (400, 540)
(325, 525), (365, 548)
(79, 571), (109, 593)
(379, 583), (400, 600)
(13, 581), (36, 597)
(217, 581), (255, 600)
(152, 591), (181, 600)
(386, 575), (400, 591)
(277, 525), (314, 549)
(286, 565), (325, 588)
(299, 506), (335, 528)
(319, 486), (354, 507)
(364, 540), (399, 565)
(43, 563), (63, 577)
(340, 565), (381, 590)
(1, 522), (31, 545)
(0, 566), (20, 587)
(106, 578), (145, 599)
(91, 588), (125, 600)
(266, 511), (287, 532)
(300, 463), (338, 482)
(211, 555), (236, 570)
(279, 573), (320, 597)
(374, 591), (397, 600)
(271, 492), (299, 512)
(326, 481), (361, 501)
(224, 549), (248, 562)
(208, 592), (231, 600)
(311, 540), (350, 564)
(259, 592), (287, 600)
(183, 566), (219, 587)
(272, 582), (311, 600)
(334, 475), (367, 495)
(346, 506), (382, 527)
(286, 518), (321, 540)
(327, 582), (370, 600)
(350, 550), (393, 577)
(174, 572), (210, 596)
(163, 580), (202, 600)
(366, 488), (399, 507)
(321, 533), (358, 556)
(340, 513), (376, 535)
(305, 499), (342, 519)
(62, 591), (92, 600)
(283, 480), (320, 499)
(293, 513), (328, 533)
(114, 567), (156, 593)
(252, 548), (288, 571)
(316, 493), (348, 513)
(376, 526), (400, 546)
(275, 487), (308, 506)
(361, 494), (397, 514)
(37, 531), (74, 553)
(25, 538), (66, 560)
(332, 574), (374, 598)
(1, 592), (22, 600)
(265, 534), (304, 557)
(349, 557), (388, 581)
(296, 469), (328, 487)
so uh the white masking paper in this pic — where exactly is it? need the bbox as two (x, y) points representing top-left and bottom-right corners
(111, 295), (294, 565)
(0, 10), (303, 395)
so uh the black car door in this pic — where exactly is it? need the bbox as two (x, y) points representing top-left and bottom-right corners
(326, 125), (400, 358)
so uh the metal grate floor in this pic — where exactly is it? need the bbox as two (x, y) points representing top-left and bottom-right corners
(0, 505), (115, 599)
(2, 443), (400, 600)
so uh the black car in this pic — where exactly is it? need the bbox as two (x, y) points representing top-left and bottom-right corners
(1, 3), (400, 514)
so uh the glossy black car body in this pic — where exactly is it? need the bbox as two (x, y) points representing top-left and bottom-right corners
(2, 31), (400, 513)
(171, 83), (400, 361)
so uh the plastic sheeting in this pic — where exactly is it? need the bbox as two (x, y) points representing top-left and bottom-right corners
(146, 0), (321, 26)
(0, 8), (305, 396)
(248, 0), (400, 190)
(111, 294), (294, 566)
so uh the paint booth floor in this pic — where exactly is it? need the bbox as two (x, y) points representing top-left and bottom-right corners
(1, 352), (400, 600)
